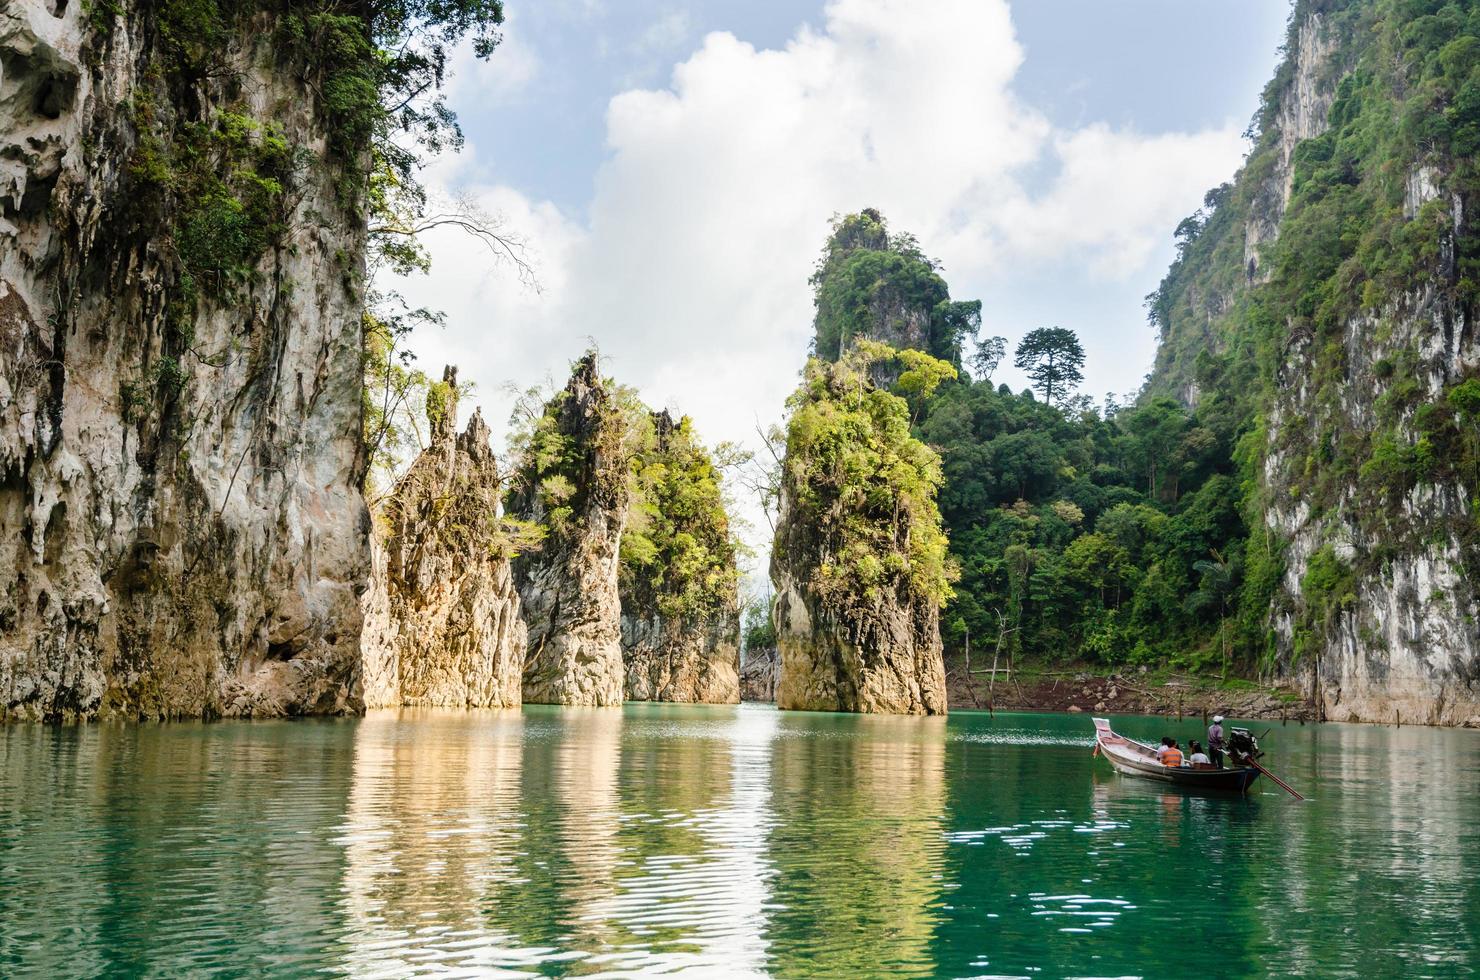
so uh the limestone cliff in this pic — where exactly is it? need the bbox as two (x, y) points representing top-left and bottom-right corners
(510, 354), (629, 706)
(810, 208), (979, 371)
(619, 410), (740, 703)
(770, 344), (951, 715)
(361, 368), (525, 709)
(0, 3), (368, 719)
(1145, 0), (1480, 725)
(739, 647), (778, 702)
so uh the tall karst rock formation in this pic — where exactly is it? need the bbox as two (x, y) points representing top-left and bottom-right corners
(1146, 0), (1480, 724)
(620, 410), (741, 703)
(510, 354), (630, 706)
(771, 343), (953, 716)
(768, 212), (971, 715)
(810, 208), (980, 371)
(362, 368), (526, 709)
(0, 4), (368, 719)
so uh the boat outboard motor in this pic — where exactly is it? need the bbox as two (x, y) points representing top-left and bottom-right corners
(1227, 727), (1261, 767)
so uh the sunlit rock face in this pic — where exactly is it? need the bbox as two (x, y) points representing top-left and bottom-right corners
(621, 611), (740, 704)
(619, 409), (740, 704)
(739, 647), (779, 703)
(771, 480), (948, 716)
(1145, 3), (1480, 726)
(362, 370), (525, 709)
(1266, 301), (1480, 727)
(511, 354), (629, 706)
(0, 5), (368, 719)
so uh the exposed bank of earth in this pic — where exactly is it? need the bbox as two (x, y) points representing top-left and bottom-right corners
(944, 663), (1320, 722)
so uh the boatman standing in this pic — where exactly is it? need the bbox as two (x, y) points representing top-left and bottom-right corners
(1207, 715), (1226, 768)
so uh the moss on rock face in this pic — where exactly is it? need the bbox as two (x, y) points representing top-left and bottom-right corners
(0, 2), (373, 720)
(0, 0), (504, 721)
(508, 353), (631, 706)
(771, 341), (954, 715)
(619, 410), (741, 703)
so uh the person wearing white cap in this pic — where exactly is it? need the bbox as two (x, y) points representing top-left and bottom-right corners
(1207, 715), (1226, 768)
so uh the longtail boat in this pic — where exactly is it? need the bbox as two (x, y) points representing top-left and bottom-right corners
(1092, 717), (1260, 794)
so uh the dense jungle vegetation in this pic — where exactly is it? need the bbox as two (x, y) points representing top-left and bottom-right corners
(793, 0), (1480, 675)
(774, 340), (957, 621)
(621, 412), (741, 623)
(508, 358), (740, 621)
(804, 211), (1259, 673)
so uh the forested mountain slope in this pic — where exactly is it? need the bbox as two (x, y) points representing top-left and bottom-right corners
(802, 0), (1480, 727)
(1146, 0), (1480, 724)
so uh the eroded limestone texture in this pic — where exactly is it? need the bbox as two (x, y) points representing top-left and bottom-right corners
(771, 487), (948, 716)
(739, 647), (778, 702)
(511, 355), (628, 706)
(0, 5), (368, 719)
(362, 369), (524, 709)
(621, 613), (740, 703)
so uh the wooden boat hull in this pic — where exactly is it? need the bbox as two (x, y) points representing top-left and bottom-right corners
(1093, 717), (1260, 794)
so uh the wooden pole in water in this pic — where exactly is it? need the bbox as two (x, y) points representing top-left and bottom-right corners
(1250, 759), (1305, 801)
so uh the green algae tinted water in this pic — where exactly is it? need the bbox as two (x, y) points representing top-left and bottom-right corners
(2, 705), (1477, 978)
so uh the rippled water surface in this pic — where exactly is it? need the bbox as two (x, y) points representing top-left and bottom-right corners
(3, 704), (1478, 977)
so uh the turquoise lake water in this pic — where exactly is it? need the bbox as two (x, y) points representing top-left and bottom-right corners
(2, 704), (1477, 977)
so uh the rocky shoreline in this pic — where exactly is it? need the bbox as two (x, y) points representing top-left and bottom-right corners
(944, 664), (1324, 723)
(942, 661), (1480, 727)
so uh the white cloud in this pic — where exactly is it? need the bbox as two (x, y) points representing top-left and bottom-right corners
(447, 18), (540, 104)
(636, 9), (692, 55)
(995, 124), (1245, 279)
(388, 0), (1249, 573)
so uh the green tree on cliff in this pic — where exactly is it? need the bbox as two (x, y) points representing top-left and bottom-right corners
(621, 412), (741, 621)
(810, 209), (980, 366)
(335, 0), (535, 493)
(1013, 327), (1085, 407)
(778, 340), (957, 610)
(969, 334), (1008, 382)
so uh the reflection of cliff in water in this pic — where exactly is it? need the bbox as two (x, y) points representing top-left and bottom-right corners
(568, 704), (771, 973)
(337, 708), (528, 974)
(1251, 723), (1480, 975)
(478, 705), (626, 966)
(0, 722), (354, 976)
(764, 712), (948, 977)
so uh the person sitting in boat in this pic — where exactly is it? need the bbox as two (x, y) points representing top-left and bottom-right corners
(1187, 740), (1212, 767)
(1207, 716), (1226, 768)
(1155, 737), (1184, 767)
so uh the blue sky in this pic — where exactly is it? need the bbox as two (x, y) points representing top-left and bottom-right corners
(392, 0), (1292, 557)
(448, 2), (1287, 215)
